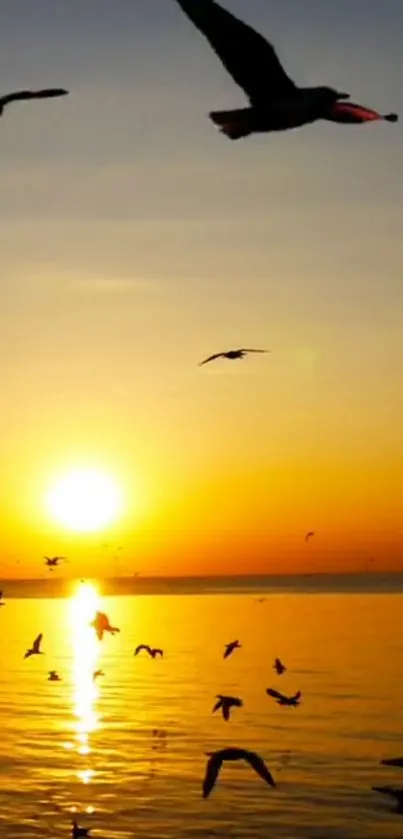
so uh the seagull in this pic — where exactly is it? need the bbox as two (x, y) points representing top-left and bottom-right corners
(273, 657), (286, 675)
(174, 0), (398, 140)
(24, 633), (44, 659)
(72, 822), (91, 839)
(223, 640), (241, 659)
(93, 669), (105, 681)
(134, 644), (163, 658)
(372, 786), (403, 813)
(0, 88), (68, 117)
(213, 695), (243, 721)
(381, 758), (403, 768)
(90, 611), (120, 641)
(44, 556), (67, 570)
(199, 348), (268, 366)
(48, 670), (61, 682)
(305, 532), (315, 542)
(202, 748), (275, 798)
(266, 688), (301, 707)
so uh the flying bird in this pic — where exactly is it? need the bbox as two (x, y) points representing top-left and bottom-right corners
(0, 88), (68, 117)
(24, 633), (44, 659)
(202, 748), (275, 798)
(90, 611), (120, 641)
(48, 670), (61, 682)
(212, 695), (243, 721)
(134, 644), (163, 658)
(44, 556), (67, 570)
(72, 822), (91, 839)
(381, 758), (403, 768)
(93, 669), (105, 681)
(223, 639), (241, 659)
(200, 348), (268, 366)
(305, 532), (315, 542)
(174, 0), (398, 140)
(372, 786), (403, 813)
(266, 688), (301, 707)
(273, 657), (286, 675)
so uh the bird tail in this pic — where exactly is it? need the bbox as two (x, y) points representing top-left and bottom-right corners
(209, 108), (253, 140)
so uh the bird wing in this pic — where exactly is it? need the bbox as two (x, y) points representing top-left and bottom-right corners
(135, 644), (150, 655)
(245, 752), (276, 787)
(222, 703), (230, 721)
(175, 0), (296, 105)
(381, 758), (403, 767)
(202, 754), (223, 798)
(96, 627), (104, 641)
(266, 688), (285, 701)
(33, 633), (43, 653)
(0, 88), (68, 106)
(293, 691), (301, 701)
(154, 648), (163, 656)
(212, 697), (223, 713)
(199, 353), (223, 365)
(373, 785), (403, 800)
(239, 348), (268, 353)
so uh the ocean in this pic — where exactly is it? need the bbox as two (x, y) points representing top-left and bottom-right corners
(0, 575), (402, 838)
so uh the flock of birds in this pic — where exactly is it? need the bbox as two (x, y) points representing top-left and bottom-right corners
(2, 0), (399, 834)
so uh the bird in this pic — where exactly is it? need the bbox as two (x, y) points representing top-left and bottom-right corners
(0, 88), (68, 117)
(199, 348), (268, 366)
(212, 695), (243, 721)
(223, 639), (241, 659)
(305, 532), (315, 542)
(134, 644), (163, 658)
(48, 670), (61, 682)
(93, 669), (105, 681)
(266, 688), (301, 707)
(273, 657), (286, 675)
(174, 0), (398, 140)
(90, 611), (120, 641)
(381, 758), (403, 768)
(202, 748), (275, 798)
(72, 821), (91, 838)
(44, 556), (67, 570)
(24, 633), (44, 659)
(0, 590), (4, 606)
(372, 786), (403, 813)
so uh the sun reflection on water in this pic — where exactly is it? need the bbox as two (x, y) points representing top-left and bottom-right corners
(69, 582), (101, 781)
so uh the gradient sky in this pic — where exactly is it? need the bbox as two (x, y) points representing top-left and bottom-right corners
(1, 0), (402, 578)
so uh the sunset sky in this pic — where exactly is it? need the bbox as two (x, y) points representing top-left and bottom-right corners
(1, 0), (402, 578)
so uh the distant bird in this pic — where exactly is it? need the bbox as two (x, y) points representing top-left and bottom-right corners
(266, 688), (301, 707)
(174, 0), (398, 140)
(381, 758), (403, 768)
(0, 88), (68, 117)
(134, 644), (163, 658)
(90, 611), (120, 641)
(223, 639), (241, 659)
(44, 556), (67, 570)
(273, 657), (286, 675)
(93, 669), (105, 681)
(213, 694), (243, 721)
(305, 532), (315, 542)
(372, 786), (403, 813)
(200, 348), (268, 366)
(48, 670), (61, 682)
(72, 822), (91, 839)
(202, 748), (275, 798)
(24, 633), (44, 659)
(0, 590), (4, 606)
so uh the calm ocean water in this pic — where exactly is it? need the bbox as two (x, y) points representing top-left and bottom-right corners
(0, 578), (402, 838)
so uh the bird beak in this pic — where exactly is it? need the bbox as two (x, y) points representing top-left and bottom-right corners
(337, 92), (350, 100)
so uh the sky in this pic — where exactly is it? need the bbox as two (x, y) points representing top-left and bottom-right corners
(1, 0), (402, 579)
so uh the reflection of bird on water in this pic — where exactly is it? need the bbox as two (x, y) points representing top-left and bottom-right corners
(266, 688), (301, 707)
(44, 556), (67, 570)
(213, 695), (243, 721)
(200, 348), (268, 366)
(381, 758), (403, 767)
(93, 669), (104, 682)
(174, 0), (398, 140)
(223, 640), (241, 659)
(372, 786), (403, 813)
(202, 748), (276, 798)
(273, 657), (286, 675)
(134, 644), (163, 658)
(0, 88), (68, 118)
(48, 670), (61, 682)
(90, 611), (120, 641)
(72, 821), (91, 838)
(305, 532), (315, 543)
(24, 633), (44, 659)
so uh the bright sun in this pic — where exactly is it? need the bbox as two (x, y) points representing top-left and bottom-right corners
(47, 468), (122, 532)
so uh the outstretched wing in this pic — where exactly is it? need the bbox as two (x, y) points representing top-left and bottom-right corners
(33, 633), (43, 653)
(381, 758), (403, 767)
(0, 88), (68, 107)
(239, 348), (268, 354)
(373, 785), (403, 801)
(245, 751), (276, 787)
(199, 353), (223, 366)
(293, 691), (301, 701)
(266, 687), (285, 701)
(134, 644), (150, 655)
(175, 0), (296, 105)
(222, 703), (230, 721)
(212, 697), (223, 713)
(202, 754), (223, 798)
(153, 648), (163, 656)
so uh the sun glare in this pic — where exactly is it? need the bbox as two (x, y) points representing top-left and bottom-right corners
(47, 468), (122, 532)
(69, 582), (100, 779)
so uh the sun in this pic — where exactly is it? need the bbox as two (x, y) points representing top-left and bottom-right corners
(47, 468), (122, 532)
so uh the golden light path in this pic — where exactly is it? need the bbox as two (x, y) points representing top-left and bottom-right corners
(69, 582), (101, 788)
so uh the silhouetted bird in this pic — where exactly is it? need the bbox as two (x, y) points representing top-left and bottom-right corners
(72, 822), (91, 839)
(0, 88), (68, 117)
(0, 590), (4, 606)
(305, 532), (315, 542)
(273, 657), (286, 675)
(48, 670), (61, 682)
(93, 669), (105, 681)
(372, 786), (403, 813)
(134, 644), (163, 658)
(44, 556), (67, 570)
(381, 758), (403, 768)
(90, 611), (120, 641)
(223, 639), (241, 659)
(202, 748), (275, 798)
(200, 348), (268, 365)
(213, 695), (243, 721)
(24, 633), (44, 659)
(266, 688), (301, 707)
(174, 0), (397, 139)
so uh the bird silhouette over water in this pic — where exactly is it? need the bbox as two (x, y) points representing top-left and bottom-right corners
(305, 532), (315, 542)
(48, 670), (61, 682)
(134, 644), (163, 658)
(223, 640), (241, 659)
(93, 669), (105, 681)
(90, 611), (120, 641)
(372, 786), (403, 813)
(0, 88), (68, 118)
(273, 657), (286, 675)
(213, 695), (243, 721)
(174, 0), (398, 140)
(266, 688), (301, 707)
(72, 822), (91, 838)
(24, 633), (43, 659)
(44, 556), (67, 570)
(202, 748), (275, 798)
(200, 348), (268, 366)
